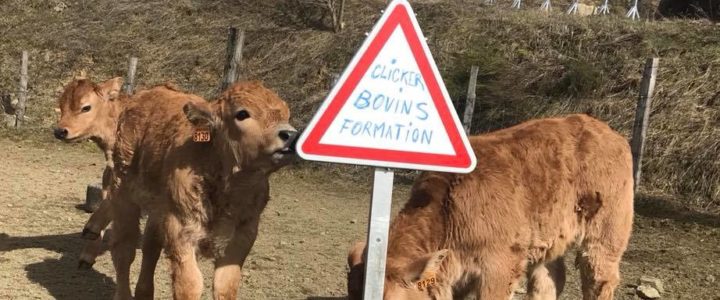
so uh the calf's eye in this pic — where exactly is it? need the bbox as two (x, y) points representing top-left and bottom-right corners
(235, 110), (250, 121)
(81, 105), (92, 113)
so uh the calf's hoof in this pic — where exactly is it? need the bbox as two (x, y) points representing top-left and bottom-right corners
(81, 228), (100, 240)
(78, 259), (95, 270)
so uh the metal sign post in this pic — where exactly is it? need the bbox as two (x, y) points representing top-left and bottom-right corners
(363, 168), (394, 299)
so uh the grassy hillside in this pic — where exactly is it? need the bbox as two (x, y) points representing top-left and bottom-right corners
(0, 0), (718, 211)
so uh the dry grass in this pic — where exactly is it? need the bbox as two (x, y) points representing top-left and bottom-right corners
(0, 0), (718, 211)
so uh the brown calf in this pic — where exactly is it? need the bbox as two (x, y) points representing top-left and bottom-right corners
(108, 81), (298, 299)
(55, 77), (186, 268)
(348, 114), (633, 300)
(55, 76), (126, 267)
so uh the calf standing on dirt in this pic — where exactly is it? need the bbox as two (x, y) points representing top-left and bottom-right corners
(108, 81), (299, 299)
(54, 76), (127, 267)
(348, 114), (634, 300)
(55, 77), (190, 268)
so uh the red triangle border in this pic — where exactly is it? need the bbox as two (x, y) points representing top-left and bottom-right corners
(300, 3), (472, 169)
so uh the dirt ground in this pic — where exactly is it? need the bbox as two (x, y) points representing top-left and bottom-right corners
(0, 138), (719, 300)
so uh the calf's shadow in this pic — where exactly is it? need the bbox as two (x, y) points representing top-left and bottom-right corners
(0, 232), (114, 300)
(635, 195), (720, 228)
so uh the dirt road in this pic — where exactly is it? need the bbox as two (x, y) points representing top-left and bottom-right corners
(1, 138), (718, 299)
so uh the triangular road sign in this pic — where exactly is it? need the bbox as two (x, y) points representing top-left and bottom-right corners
(297, 0), (476, 173)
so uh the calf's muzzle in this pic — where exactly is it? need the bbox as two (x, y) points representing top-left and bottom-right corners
(279, 128), (301, 153)
(53, 127), (69, 140)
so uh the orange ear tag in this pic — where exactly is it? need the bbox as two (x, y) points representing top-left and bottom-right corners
(416, 275), (437, 291)
(193, 126), (211, 142)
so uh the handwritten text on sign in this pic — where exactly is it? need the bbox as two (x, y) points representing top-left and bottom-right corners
(319, 27), (455, 156)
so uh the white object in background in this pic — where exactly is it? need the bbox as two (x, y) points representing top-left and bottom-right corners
(627, 0), (640, 20)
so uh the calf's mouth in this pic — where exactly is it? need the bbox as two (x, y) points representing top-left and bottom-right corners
(271, 128), (301, 162)
(277, 127), (301, 154)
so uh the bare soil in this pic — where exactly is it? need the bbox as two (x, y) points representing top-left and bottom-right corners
(1, 0), (719, 209)
(1, 138), (719, 299)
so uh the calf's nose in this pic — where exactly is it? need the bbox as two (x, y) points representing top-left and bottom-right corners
(278, 129), (300, 151)
(54, 128), (68, 140)
(278, 130), (297, 142)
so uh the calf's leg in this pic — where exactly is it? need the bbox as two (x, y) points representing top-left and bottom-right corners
(79, 167), (115, 267)
(78, 228), (107, 269)
(213, 217), (260, 300)
(475, 254), (526, 300)
(526, 257), (566, 300)
(83, 167), (114, 239)
(82, 196), (112, 239)
(164, 213), (203, 300)
(134, 214), (163, 300)
(577, 185), (633, 300)
(109, 197), (141, 300)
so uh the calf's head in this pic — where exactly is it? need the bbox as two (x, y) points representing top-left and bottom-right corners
(183, 81), (298, 173)
(347, 241), (450, 300)
(54, 77), (123, 142)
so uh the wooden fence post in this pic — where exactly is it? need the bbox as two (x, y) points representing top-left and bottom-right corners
(15, 51), (28, 128)
(334, 0), (346, 32)
(462, 65), (479, 135)
(220, 28), (245, 93)
(630, 57), (659, 190)
(1, 94), (13, 114)
(1, 94), (14, 127)
(123, 57), (138, 96)
(331, 73), (340, 87)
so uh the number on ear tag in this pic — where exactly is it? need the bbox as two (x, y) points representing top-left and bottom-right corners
(416, 276), (436, 291)
(193, 126), (211, 142)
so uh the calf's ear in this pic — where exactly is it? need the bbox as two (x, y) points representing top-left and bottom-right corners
(347, 240), (367, 267)
(184, 101), (218, 128)
(406, 249), (449, 287)
(96, 77), (124, 100)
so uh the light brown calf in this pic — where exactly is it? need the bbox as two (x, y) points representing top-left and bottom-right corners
(55, 76), (126, 267)
(348, 114), (634, 300)
(55, 77), (186, 268)
(108, 81), (298, 300)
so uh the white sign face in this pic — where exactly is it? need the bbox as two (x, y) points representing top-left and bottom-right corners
(297, 0), (476, 173)
(318, 26), (456, 156)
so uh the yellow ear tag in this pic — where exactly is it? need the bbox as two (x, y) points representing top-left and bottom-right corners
(193, 126), (211, 142)
(416, 275), (437, 291)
